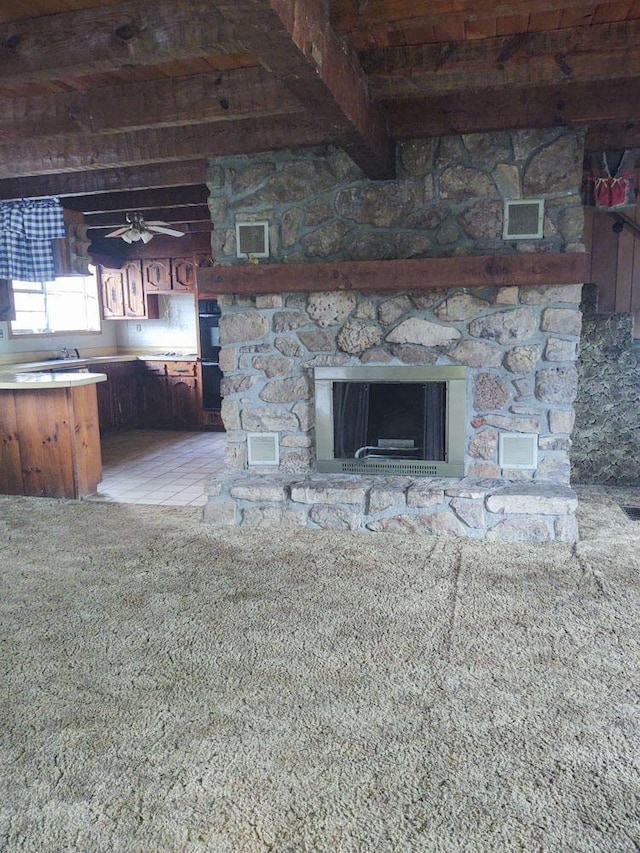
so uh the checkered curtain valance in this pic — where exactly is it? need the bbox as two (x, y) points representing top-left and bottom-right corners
(0, 198), (66, 282)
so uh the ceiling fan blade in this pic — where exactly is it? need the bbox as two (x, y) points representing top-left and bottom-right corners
(147, 224), (186, 237)
(105, 226), (129, 238)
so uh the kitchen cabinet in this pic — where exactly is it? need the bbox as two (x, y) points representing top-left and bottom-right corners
(138, 362), (169, 427)
(89, 361), (139, 431)
(171, 257), (197, 293)
(167, 361), (200, 430)
(0, 374), (105, 499)
(142, 257), (198, 294)
(99, 267), (125, 317)
(99, 262), (159, 320)
(138, 360), (201, 429)
(142, 258), (172, 293)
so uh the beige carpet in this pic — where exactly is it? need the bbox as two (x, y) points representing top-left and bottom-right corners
(1, 488), (639, 852)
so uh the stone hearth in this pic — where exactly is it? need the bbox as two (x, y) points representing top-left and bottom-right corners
(205, 473), (578, 542)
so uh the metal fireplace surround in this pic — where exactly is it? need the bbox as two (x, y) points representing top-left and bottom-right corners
(313, 365), (467, 478)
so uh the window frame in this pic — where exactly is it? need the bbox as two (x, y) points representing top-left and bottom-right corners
(8, 273), (103, 339)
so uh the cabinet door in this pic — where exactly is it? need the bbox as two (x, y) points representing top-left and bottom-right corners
(142, 258), (171, 293)
(95, 379), (115, 430)
(139, 372), (169, 427)
(99, 267), (125, 318)
(167, 375), (200, 429)
(123, 261), (145, 318)
(112, 377), (138, 428)
(171, 257), (196, 293)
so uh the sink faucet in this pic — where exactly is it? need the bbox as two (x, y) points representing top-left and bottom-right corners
(60, 347), (70, 358)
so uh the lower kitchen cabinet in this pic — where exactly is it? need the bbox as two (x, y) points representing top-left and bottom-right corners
(90, 361), (140, 432)
(138, 361), (201, 430)
(0, 381), (103, 499)
(139, 368), (169, 427)
(168, 375), (200, 428)
(89, 359), (212, 433)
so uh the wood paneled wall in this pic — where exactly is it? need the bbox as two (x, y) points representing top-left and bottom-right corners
(584, 168), (640, 337)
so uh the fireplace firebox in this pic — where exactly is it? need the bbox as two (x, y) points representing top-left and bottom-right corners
(314, 366), (467, 477)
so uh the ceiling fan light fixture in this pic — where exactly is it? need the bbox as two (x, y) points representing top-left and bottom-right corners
(105, 212), (185, 243)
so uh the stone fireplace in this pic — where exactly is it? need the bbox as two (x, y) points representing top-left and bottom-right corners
(201, 128), (586, 541)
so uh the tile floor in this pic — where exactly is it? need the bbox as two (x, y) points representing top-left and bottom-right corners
(88, 429), (227, 507)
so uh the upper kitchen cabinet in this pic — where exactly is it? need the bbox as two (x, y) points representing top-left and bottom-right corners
(142, 257), (199, 294)
(171, 257), (197, 293)
(142, 258), (172, 293)
(98, 261), (159, 320)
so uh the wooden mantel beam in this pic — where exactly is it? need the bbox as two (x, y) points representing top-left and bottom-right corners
(198, 253), (590, 295)
(214, 0), (395, 180)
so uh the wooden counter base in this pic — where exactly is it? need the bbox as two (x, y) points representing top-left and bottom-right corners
(0, 381), (103, 499)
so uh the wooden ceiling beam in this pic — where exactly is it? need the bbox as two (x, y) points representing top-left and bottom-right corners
(0, 114), (330, 179)
(362, 20), (640, 98)
(0, 0), (241, 86)
(334, 0), (631, 35)
(0, 67), (303, 141)
(215, 0), (395, 180)
(0, 161), (209, 201)
(386, 78), (640, 139)
(63, 186), (209, 215)
(84, 206), (212, 227)
(87, 220), (212, 237)
(88, 231), (213, 263)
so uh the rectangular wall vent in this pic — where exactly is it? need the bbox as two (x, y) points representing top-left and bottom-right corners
(247, 432), (279, 466)
(503, 199), (544, 240)
(236, 221), (269, 259)
(499, 433), (538, 470)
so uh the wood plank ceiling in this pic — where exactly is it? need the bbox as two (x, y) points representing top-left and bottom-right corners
(0, 0), (639, 261)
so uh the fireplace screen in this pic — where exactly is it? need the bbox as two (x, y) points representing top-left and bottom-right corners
(314, 365), (467, 477)
(334, 381), (446, 461)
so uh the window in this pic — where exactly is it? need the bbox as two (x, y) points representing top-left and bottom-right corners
(9, 273), (101, 337)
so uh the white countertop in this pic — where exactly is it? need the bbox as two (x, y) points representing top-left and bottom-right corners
(6, 353), (198, 372)
(0, 371), (108, 390)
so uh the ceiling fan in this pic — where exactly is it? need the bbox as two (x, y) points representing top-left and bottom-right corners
(105, 212), (185, 244)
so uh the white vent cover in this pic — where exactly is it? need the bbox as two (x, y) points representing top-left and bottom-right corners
(236, 221), (269, 258)
(499, 433), (538, 470)
(503, 199), (544, 240)
(247, 432), (279, 466)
